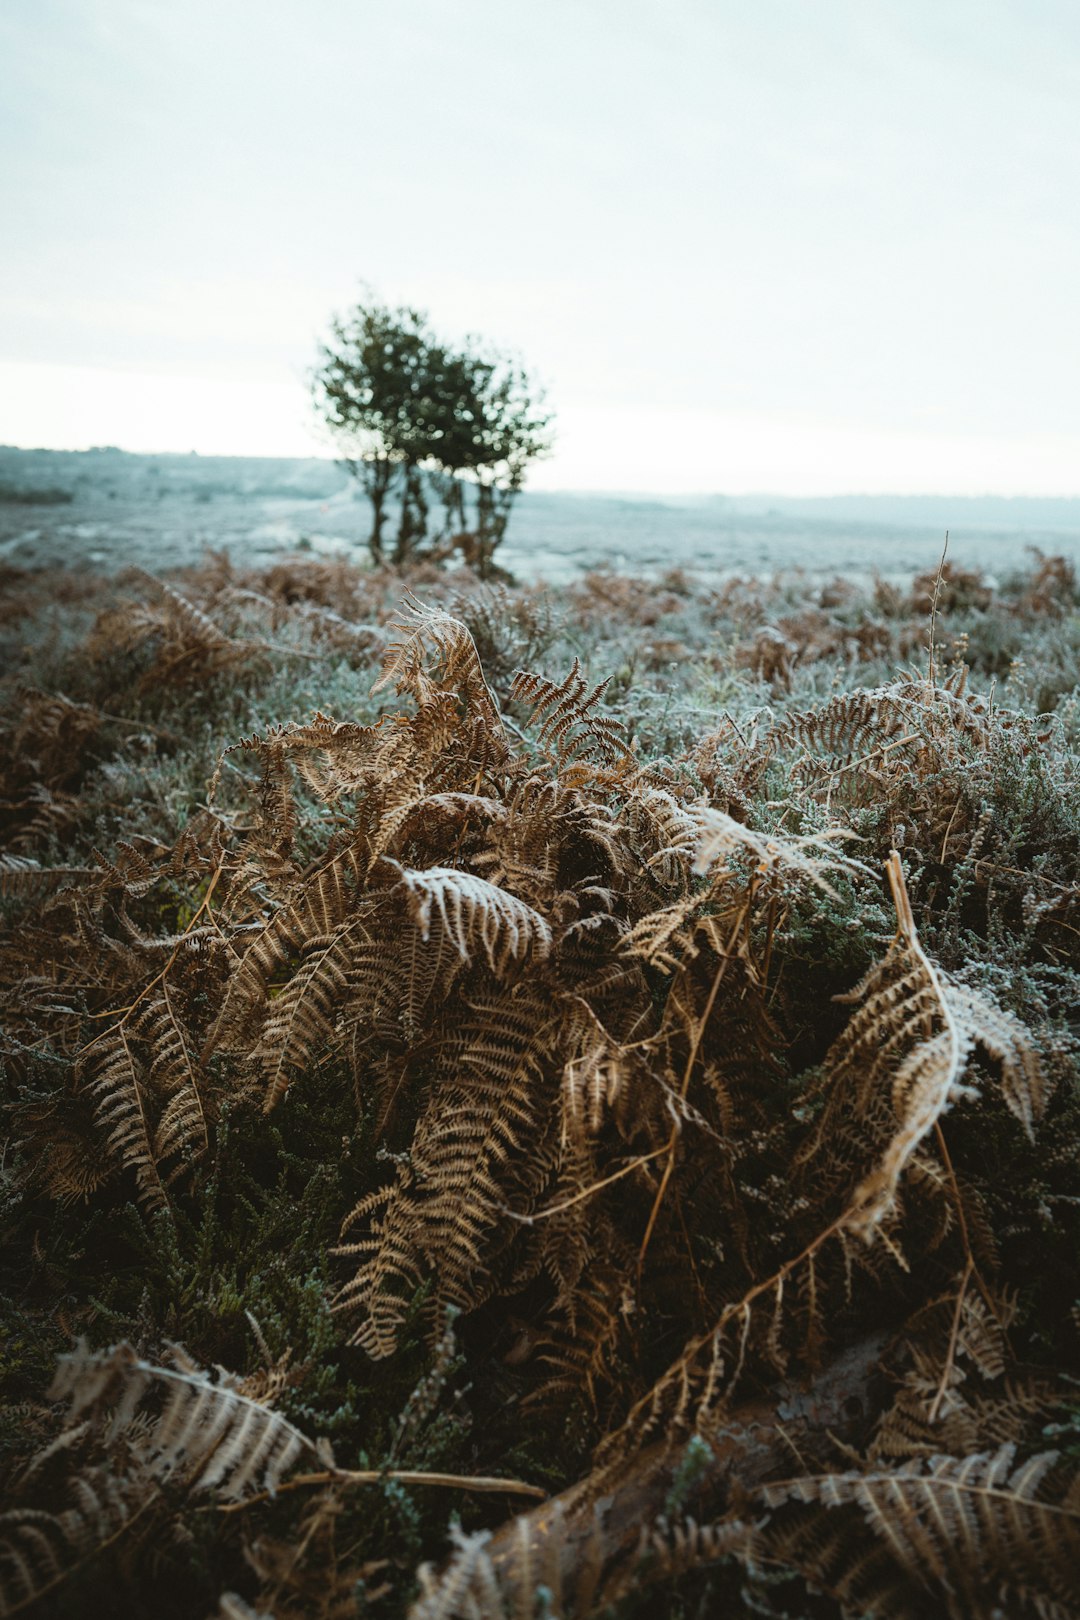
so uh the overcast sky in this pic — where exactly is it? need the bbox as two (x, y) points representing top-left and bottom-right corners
(3, 0), (1080, 492)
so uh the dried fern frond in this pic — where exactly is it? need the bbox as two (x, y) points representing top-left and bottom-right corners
(597, 851), (1047, 1467)
(510, 657), (632, 766)
(78, 1027), (167, 1211)
(390, 863), (553, 978)
(774, 671), (1017, 766)
(0, 1459), (155, 1618)
(692, 804), (858, 897)
(801, 852), (1046, 1235)
(409, 1526), (505, 1620)
(250, 916), (376, 1110)
(138, 986), (211, 1178)
(0, 856), (95, 900)
(336, 984), (559, 1356)
(49, 1340), (323, 1502)
(374, 596), (503, 731)
(605, 1513), (753, 1602)
(763, 1444), (1080, 1614)
(410, 1512), (571, 1620)
(0, 1344), (324, 1618)
(86, 569), (256, 690)
(205, 845), (368, 1058)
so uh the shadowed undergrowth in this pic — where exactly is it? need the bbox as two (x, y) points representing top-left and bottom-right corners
(1, 549), (1079, 1618)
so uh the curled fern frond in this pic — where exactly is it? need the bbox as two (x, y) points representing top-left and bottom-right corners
(800, 852), (1047, 1235)
(375, 596), (503, 731)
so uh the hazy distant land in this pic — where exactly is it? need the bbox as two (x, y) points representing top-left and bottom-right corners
(2, 446), (1078, 585)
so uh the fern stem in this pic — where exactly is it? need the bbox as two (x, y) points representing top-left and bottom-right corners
(636, 899), (750, 1284)
(215, 1466), (548, 1513)
(503, 1144), (671, 1225)
(927, 1256), (974, 1424)
(932, 1120), (997, 1316)
(78, 861), (226, 1043)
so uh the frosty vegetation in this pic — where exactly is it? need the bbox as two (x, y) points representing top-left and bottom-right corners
(0, 548), (1078, 1618)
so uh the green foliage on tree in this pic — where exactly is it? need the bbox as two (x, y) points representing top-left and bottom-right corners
(313, 296), (553, 573)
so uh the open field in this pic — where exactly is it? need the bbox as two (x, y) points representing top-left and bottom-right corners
(3, 446), (1080, 585)
(1, 531), (1079, 1618)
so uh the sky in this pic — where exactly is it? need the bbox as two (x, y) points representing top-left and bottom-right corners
(3, 0), (1080, 494)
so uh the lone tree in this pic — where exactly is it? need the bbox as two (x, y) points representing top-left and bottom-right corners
(313, 296), (552, 573)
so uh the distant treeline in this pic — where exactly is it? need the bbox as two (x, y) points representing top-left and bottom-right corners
(0, 479), (73, 505)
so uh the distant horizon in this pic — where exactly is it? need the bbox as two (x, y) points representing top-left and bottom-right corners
(5, 355), (1080, 500)
(6, 441), (1080, 511)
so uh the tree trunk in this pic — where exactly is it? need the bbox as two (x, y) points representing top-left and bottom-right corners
(369, 493), (385, 562)
(394, 464), (430, 564)
(357, 456), (395, 564)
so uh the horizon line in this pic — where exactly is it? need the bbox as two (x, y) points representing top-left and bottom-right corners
(4, 443), (1080, 505)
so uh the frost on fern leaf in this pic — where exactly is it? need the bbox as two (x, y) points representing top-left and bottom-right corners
(764, 1443), (1080, 1616)
(797, 851), (1046, 1235)
(0, 1341), (325, 1617)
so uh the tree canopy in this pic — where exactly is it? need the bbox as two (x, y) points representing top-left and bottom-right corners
(313, 296), (553, 572)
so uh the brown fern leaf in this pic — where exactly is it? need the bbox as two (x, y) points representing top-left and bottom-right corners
(7, 685), (102, 786)
(251, 919), (373, 1110)
(472, 777), (578, 905)
(868, 1284), (1064, 1466)
(377, 790), (508, 867)
(49, 1340), (323, 1502)
(130, 567), (235, 648)
(391, 864), (553, 979)
(374, 596), (503, 732)
(594, 857), (1046, 1466)
(0, 1460), (154, 1619)
(799, 852), (1046, 1234)
(510, 657), (632, 765)
(135, 986), (211, 1179)
(206, 846), (368, 1057)
(0, 856), (96, 900)
(760, 1503), (919, 1619)
(600, 1514), (754, 1605)
(621, 784), (704, 889)
(692, 804), (856, 896)
(78, 1027), (167, 1210)
(775, 684), (915, 761)
(409, 1514), (571, 1620)
(0, 1342), (327, 1617)
(336, 984), (559, 1356)
(873, 1368), (1064, 1467)
(763, 1444), (1080, 1614)
(622, 802), (857, 973)
(251, 737), (298, 868)
(89, 569), (254, 691)
(621, 891), (704, 973)
(334, 1169), (425, 1360)
(528, 1254), (634, 1415)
